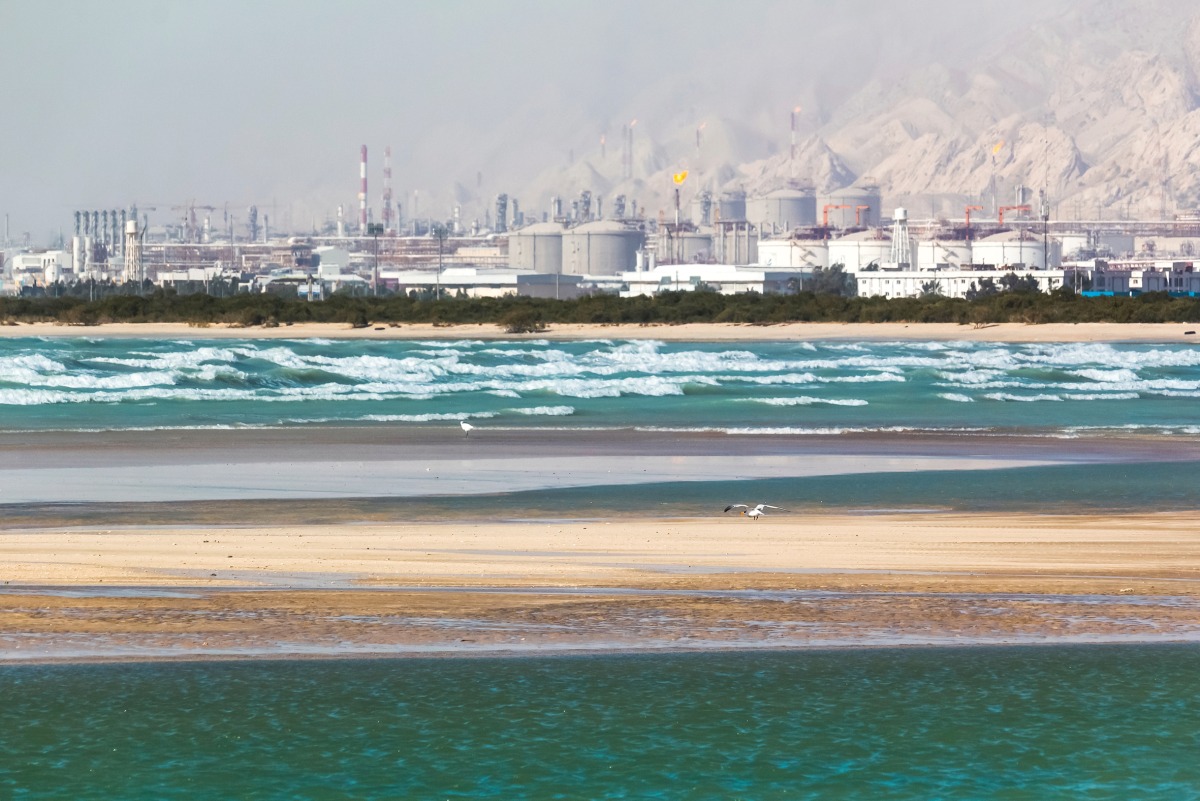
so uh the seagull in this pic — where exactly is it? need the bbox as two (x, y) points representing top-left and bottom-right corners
(724, 503), (787, 520)
(460, 420), (475, 437)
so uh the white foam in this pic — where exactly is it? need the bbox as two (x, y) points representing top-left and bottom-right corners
(1062, 392), (1140, 401)
(746, 397), (869, 407)
(983, 393), (1065, 402)
(938, 393), (974, 403)
(512, 405), (575, 416)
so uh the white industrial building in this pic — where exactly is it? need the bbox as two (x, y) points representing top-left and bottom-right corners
(855, 268), (1081, 299)
(8, 250), (73, 286)
(615, 263), (810, 297)
(381, 266), (583, 299)
(1119, 261), (1200, 294)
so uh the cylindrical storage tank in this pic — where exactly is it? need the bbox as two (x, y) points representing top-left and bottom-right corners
(828, 230), (892, 273)
(717, 190), (746, 222)
(818, 186), (883, 230)
(971, 231), (1049, 270)
(679, 229), (714, 262)
(758, 237), (829, 268)
(72, 236), (84, 275)
(562, 221), (645, 276)
(507, 221), (565, 273)
(654, 229), (713, 263)
(756, 188), (817, 233)
(917, 240), (972, 271)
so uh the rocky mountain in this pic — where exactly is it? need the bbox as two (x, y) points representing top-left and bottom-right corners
(506, 0), (1200, 226)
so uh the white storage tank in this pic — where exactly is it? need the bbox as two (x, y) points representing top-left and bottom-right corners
(971, 230), (1053, 270)
(916, 240), (972, 271)
(758, 237), (829, 269)
(828, 230), (892, 272)
(818, 186), (882, 229)
(717, 190), (747, 222)
(562, 220), (645, 276)
(507, 221), (565, 273)
(755, 188), (817, 234)
(655, 229), (714, 264)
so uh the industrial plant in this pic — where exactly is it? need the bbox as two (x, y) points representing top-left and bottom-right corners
(6, 143), (1200, 303)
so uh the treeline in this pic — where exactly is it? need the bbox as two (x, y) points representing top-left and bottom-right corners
(3, 286), (1200, 330)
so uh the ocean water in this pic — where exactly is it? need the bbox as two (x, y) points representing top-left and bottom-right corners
(3, 646), (1199, 799)
(4, 336), (1200, 436)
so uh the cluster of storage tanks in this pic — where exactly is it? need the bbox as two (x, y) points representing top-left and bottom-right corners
(507, 184), (889, 276)
(758, 228), (1054, 272)
(508, 220), (645, 276)
(695, 186), (883, 232)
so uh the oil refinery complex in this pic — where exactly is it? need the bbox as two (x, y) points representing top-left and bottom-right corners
(7, 145), (1200, 301)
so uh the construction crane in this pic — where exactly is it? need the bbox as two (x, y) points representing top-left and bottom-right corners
(964, 205), (984, 237)
(998, 204), (1031, 226)
(854, 205), (872, 227)
(822, 204), (851, 228)
(169, 202), (219, 242)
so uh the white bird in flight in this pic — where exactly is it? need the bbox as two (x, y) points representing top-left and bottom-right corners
(724, 503), (788, 520)
(460, 420), (475, 436)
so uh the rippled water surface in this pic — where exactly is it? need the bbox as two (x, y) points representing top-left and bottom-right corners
(2, 646), (1198, 799)
(5, 337), (1200, 435)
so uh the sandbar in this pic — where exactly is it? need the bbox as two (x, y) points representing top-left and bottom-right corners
(4, 512), (1200, 662)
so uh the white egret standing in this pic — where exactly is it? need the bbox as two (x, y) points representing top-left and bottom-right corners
(460, 420), (475, 437)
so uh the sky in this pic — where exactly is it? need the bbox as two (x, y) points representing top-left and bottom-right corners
(1, 0), (1078, 245)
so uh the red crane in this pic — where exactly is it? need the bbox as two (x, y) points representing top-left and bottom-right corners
(998, 204), (1031, 226)
(822, 203), (851, 227)
(964, 205), (983, 229)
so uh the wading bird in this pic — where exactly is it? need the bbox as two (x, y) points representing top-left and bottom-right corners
(723, 503), (787, 520)
(460, 420), (475, 437)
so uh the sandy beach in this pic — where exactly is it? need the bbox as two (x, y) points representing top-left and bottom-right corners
(2, 320), (1200, 343)
(4, 512), (1200, 661)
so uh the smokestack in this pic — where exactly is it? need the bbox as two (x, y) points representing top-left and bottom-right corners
(383, 145), (394, 232)
(359, 145), (368, 236)
(337, 205), (345, 238)
(790, 107), (799, 161)
(626, 120), (637, 180)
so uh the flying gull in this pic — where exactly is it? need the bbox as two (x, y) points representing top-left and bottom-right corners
(723, 503), (787, 520)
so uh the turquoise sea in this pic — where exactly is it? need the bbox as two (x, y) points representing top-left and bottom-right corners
(3, 336), (1200, 436)
(3, 646), (1199, 799)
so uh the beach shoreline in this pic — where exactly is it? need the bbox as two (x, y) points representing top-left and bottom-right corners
(2, 320), (1200, 343)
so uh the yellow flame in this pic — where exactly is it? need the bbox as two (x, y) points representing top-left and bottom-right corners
(673, 170), (689, 185)
(794, 105), (802, 114)
(698, 122), (707, 131)
(630, 119), (638, 127)
(992, 140), (1005, 155)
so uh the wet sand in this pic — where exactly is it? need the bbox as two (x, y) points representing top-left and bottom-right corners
(0, 426), (1188, 509)
(0, 431), (1073, 505)
(2, 320), (1200, 343)
(4, 512), (1200, 662)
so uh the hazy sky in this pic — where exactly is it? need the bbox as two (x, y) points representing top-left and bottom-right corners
(2, 0), (1075, 244)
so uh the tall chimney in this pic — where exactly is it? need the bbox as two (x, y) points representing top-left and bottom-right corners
(359, 145), (368, 235)
(382, 145), (394, 233)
